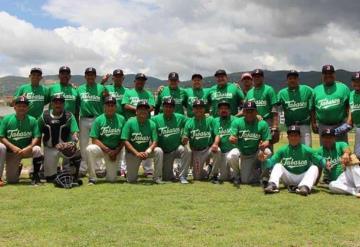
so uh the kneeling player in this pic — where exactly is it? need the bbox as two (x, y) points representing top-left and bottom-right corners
(0, 96), (43, 185)
(264, 125), (325, 196)
(121, 100), (162, 184)
(86, 96), (125, 184)
(38, 95), (81, 183)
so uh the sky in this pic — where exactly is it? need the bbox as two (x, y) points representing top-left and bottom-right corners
(0, 0), (360, 79)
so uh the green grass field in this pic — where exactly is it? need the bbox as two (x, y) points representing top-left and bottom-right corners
(1, 133), (359, 247)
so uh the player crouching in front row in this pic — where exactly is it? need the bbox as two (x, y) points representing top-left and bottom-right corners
(264, 125), (325, 196)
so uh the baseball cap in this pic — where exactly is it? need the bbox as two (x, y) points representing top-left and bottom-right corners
(85, 67), (96, 75)
(59, 66), (71, 74)
(15, 96), (29, 105)
(241, 72), (252, 80)
(30, 67), (42, 75)
(168, 72), (179, 81)
(135, 73), (147, 81)
(321, 128), (335, 136)
(192, 99), (206, 107)
(163, 98), (175, 106)
(351, 71), (360, 81)
(113, 69), (124, 76)
(192, 74), (203, 80)
(242, 101), (257, 110)
(322, 64), (335, 74)
(218, 100), (230, 108)
(51, 94), (65, 103)
(251, 69), (264, 76)
(287, 70), (299, 78)
(104, 96), (116, 104)
(136, 100), (150, 109)
(214, 69), (227, 77)
(287, 125), (301, 135)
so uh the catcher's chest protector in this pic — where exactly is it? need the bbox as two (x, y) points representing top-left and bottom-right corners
(42, 110), (71, 147)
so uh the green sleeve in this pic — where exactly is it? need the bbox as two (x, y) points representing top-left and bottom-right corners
(13, 85), (22, 97)
(183, 119), (191, 137)
(150, 121), (158, 142)
(182, 88), (188, 107)
(32, 118), (41, 138)
(261, 121), (272, 141)
(265, 146), (284, 169)
(308, 147), (326, 168)
(0, 117), (7, 137)
(119, 115), (126, 127)
(148, 91), (155, 107)
(69, 114), (79, 133)
(180, 114), (187, 129)
(206, 87), (213, 105)
(307, 88), (314, 111)
(120, 120), (130, 140)
(268, 87), (278, 106)
(44, 86), (50, 104)
(230, 119), (238, 136)
(89, 119), (100, 139)
(213, 119), (220, 136)
(38, 114), (44, 131)
(236, 86), (245, 103)
(339, 141), (350, 151)
(121, 91), (130, 105)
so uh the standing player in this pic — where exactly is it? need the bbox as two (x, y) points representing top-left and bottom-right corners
(182, 99), (221, 183)
(311, 65), (350, 144)
(48, 66), (78, 114)
(155, 72), (187, 115)
(184, 74), (209, 117)
(348, 72), (360, 158)
(264, 125), (325, 196)
(206, 69), (244, 117)
(86, 96), (125, 184)
(13, 67), (50, 119)
(77, 67), (108, 175)
(238, 72), (253, 97)
(38, 95), (81, 182)
(0, 118), (6, 186)
(0, 96), (43, 185)
(152, 98), (190, 183)
(121, 101), (163, 184)
(277, 70), (313, 146)
(229, 101), (272, 185)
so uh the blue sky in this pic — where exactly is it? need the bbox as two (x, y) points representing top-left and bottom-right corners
(0, 0), (69, 29)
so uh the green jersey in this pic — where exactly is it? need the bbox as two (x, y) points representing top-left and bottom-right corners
(183, 116), (214, 150)
(0, 114), (41, 149)
(121, 117), (158, 152)
(122, 88), (155, 119)
(105, 85), (127, 115)
(230, 117), (271, 155)
(349, 90), (360, 127)
(266, 144), (324, 174)
(206, 83), (244, 116)
(317, 142), (348, 181)
(48, 83), (78, 114)
(277, 85), (313, 126)
(77, 83), (107, 117)
(313, 81), (350, 124)
(184, 87), (209, 117)
(151, 113), (187, 153)
(245, 84), (277, 120)
(213, 116), (237, 153)
(155, 86), (187, 114)
(14, 83), (50, 119)
(89, 113), (125, 149)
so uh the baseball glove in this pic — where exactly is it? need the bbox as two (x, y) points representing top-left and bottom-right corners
(270, 128), (280, 144)
(56, 142), (78, 158)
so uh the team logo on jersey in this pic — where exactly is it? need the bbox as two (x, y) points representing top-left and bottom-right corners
(218, 126), (231, 138)
(189, 97), (207, 105)
(211, 92), (232, 100)
(248, 98), (267, 107)
(158, 127), (180, 138)
(281, 157), (307, 168)
(54, 93), (75, 101)
(23, 92), (44, 102)
(109, 92), (123, 100)
(100, 126), (121, 137)
(350, 102), (360, 113)
(318, 98), (340, 109)
(80, 92), (100, 102)
(285, 100), (307, 111)
(130, 133), (150, 144)
(190, 129), (211, 140)
(7, 129), (32, 141)
(325, 156), (341, 169)
(163, 96), (182, 105)
(238, 130), (260, 141)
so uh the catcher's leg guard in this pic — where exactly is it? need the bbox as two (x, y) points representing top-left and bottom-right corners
(45, 174), (57, 183)
(69, 154), (81, 181)
(32, 156), (43, 183)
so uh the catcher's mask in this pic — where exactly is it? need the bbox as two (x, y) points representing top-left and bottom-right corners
(54, 172), (73, 189)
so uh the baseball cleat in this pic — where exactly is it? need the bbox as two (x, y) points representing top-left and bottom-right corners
(287, 185), (297, 193)
(233, 177), (241, 186)
(296, 186), (310, 196)
(264, 182), (279, 194)
(153, 178), (165, 184)
(88, 178), (96, 185)
(180, 177), (189, 184)
(210, 176), (220, 184)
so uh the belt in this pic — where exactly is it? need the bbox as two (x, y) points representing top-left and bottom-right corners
(192, 147), (208, 151)
(81, 116), (94, 118)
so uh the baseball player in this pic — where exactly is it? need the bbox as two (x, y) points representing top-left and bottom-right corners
(238, 72), (253, 97)
(316, 128), (350, 184)
(122, 73), (155, 176)
(155, 72), (187, 115)
(184, 74), (210, 117)
(151, 98), (190, 183)
(77, 67), (108, 175)
(311, 64), (350, 145)
(277, 70), (314, 146)
(206, 69), (244, 116)
(48, 66), (78, 115)
(86, 96), (126, 184)
(38, 95), (81, 182)
(348, 72), (360, 158)
(13, 67), (50, 119)
(264, 125), (325, 196)
(0, 96), (43, 185)
(182, 99), (221, 183)
(120, 100), (163, 183)
(0, 118), (5, 186)
(245, 69), (279, 147)
(211, 100), (239, 182)
(229, 101), (272, 185)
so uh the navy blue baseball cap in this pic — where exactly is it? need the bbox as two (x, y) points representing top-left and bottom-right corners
(193, 99), (206, 107)
(287, 70), (299, 78)
(59, 66), (71, 74)
(351, 71), (360, 81)
(15, 96), (29, 105)
(163, 98), (175, 106)
(322, 64), (335, 74)
(51, 94), (65, 103)
(252, 69), (264, 76)
(113, 69), (124, 76)
(136, 100), (150, 109)
(135, 73), (147, 81)
(30, 67), (42, 75)
(243, 101), (257, 110)
(214, 69), (227, 77)
(85, 67), (96, 75)
(321, 128), (335, 136)
(287, 125), (301, 135)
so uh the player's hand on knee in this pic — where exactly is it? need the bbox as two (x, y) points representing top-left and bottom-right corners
(182, 137), (189, 145)
(229, 136), (237, 144)
(211, 144), (219, 153)
(326, 160), (331, 171)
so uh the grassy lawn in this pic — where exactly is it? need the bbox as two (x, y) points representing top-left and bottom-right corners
(0, 133), (359, 247)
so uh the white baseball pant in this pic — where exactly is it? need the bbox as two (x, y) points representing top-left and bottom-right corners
(329, 165), (360, 196)
(0, 143), (5, 178)
(43, 146), (80, 177)
(79, 117), (95, 173)
(354, 127), (360, 157)
(218, 148), (240, 181)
